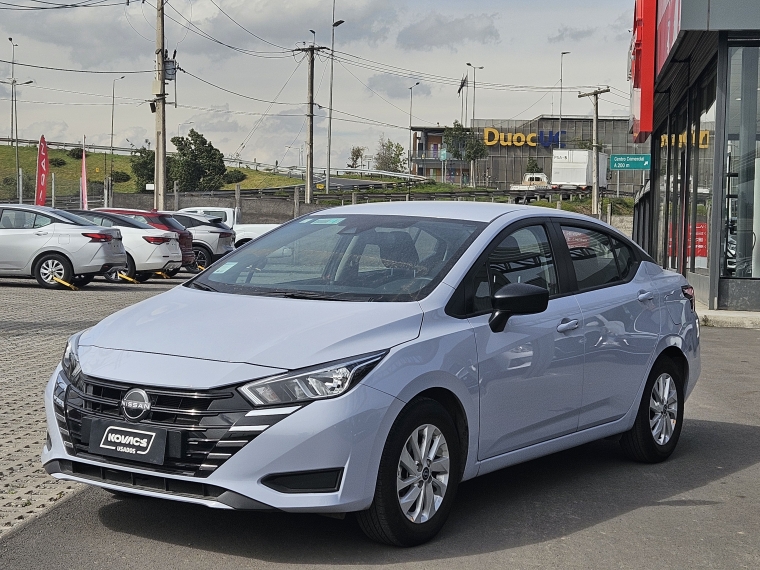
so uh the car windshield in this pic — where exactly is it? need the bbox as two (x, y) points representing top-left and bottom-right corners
(189, 214), (485, 302)
(51, 210), (94, 225)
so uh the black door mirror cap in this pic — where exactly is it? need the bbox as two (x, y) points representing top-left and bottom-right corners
(488, 283), (550, 333)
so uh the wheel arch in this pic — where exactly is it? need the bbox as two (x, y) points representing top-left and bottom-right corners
(409, 387), (470, 481)
(30, 249), (74, 275)
(653, 345), (689, 392)
(234, 238), (251, 248)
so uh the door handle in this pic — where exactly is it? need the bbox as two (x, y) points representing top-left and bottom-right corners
(34, 231), (49, 236)
(557, 319), (579, 333)
(638, 291), (654, 302)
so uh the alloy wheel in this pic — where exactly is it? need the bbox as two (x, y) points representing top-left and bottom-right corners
(649, 373), (678, 445)
(396, 424), (450, 524)
(39, 259), (66, 284)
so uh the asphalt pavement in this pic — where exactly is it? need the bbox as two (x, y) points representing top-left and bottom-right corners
(0, 280), (758, 569)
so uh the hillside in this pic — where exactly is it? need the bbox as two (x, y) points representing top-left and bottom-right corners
(0, 144), (299, 201)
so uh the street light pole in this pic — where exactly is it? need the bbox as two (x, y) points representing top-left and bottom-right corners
(325, 7), (344, 196)
(9, 38), (18, 201)
(559, 51), (570, 149)
(408, 82), (419, 175)
(110, 76), (125, 181)
(466, 62), (483, 187)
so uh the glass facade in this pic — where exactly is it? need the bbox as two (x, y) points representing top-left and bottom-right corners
(724, 46), (760, 278)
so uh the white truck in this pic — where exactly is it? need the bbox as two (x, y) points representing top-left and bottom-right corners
(178, 207), (279, 248)
(510, 172), (552, 192)
(550, 149), (608, 192)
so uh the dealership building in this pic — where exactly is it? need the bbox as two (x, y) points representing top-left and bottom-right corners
(411, 115), (648, 193)
(630, 0), (760, 310)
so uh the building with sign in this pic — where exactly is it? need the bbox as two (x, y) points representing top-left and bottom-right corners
(411, 114), (647, 193)
(630, 0), (760, 311)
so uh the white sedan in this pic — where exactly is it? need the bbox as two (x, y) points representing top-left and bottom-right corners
(70, 210), (182, 283)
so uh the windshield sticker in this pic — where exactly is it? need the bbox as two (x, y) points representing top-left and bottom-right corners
(299, 218), (313, 223)
(312, 218), (345, 225)
(212, 262), (237, 274)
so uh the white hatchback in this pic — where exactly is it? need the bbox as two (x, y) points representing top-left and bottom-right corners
(0, 204), (126, 288)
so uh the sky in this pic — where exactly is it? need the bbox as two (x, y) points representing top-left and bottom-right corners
(0, 0), (636, 169)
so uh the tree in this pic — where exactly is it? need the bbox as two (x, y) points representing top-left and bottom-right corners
(347, 146), (366, 169)
(169, 129), (226, 192)
(443, 121), (489, 187)
(526, 157), (543, 173)
(373, 135), (406, 173)
(130, 147), (156, 193)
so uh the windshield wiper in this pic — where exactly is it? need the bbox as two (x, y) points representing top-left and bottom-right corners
(275, 291), (343, 301)
(187, 281), (218, 292)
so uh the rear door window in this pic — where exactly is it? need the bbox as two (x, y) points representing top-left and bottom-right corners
(560, 226), (621, 290)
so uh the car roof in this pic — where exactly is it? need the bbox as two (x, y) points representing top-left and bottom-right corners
(319, 201), (588, 224)
(0, 204), (58, 212)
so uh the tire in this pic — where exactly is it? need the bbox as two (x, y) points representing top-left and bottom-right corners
(166, 268), (181, 278)
(187, 244), (212, 274)
(71, 275), (94, 288)
(134, 272), (153, 283)
(356, 398), (461, 547)
(105, 254), (135, 283)
(620, 358), (685, 463)
(34, 253), (74, 289)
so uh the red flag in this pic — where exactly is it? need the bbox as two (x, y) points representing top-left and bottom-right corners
(81, 136), (88, 210)
(35, 135), (49, 206)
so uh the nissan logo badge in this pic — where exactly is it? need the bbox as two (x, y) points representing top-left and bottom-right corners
(121, 388), (151, 422)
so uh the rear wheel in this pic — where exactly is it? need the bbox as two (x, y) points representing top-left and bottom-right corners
(187, 244), (212, 274)
(105, 254), (135, 283)
(34, 253), (73, 289)
(166, 268), (181, 277)
(620, 359), (684, 463)
(357, 398), (461, 546)
(134, 272), (153, 283)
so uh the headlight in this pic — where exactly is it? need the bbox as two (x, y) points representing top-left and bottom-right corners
(238, 351), (387, 407)
(62, 331), (85, 384)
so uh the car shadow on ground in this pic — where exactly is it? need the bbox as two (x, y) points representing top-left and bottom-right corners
(96, 418), (760, 563)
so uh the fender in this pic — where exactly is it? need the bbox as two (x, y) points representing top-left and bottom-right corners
(25, 248), (75, 275)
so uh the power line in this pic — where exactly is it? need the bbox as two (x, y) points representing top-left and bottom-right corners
(0, 0), (120, 10)
(0, 58), (151, 74)
(179, 67), (303, 106)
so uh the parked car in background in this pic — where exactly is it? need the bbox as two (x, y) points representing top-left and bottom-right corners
(68, 210), (182, 282)
(178, 207), (278, 248)
(43, 202), (700, 546)
(0, 204), (126, 288)
(96, 208), (194, 274)
(171, 212), (235, 271)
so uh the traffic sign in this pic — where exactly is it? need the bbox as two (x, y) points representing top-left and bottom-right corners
(439, 149), (448, 161)
(610, 154), (651, 170)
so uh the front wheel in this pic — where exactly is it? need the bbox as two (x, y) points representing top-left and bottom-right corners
(620, 359), (685, 463)
(357, 398), (461, 547)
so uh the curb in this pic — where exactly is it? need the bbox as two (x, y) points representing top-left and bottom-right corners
(696, 303), (760, 329)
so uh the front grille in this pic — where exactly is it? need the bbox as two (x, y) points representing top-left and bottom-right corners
(62, 373), (257, 477)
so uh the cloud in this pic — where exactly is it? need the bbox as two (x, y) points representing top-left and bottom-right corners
(21, 120), (69, 141)
(607, 11), (634, 43)
(548, 25), (597, 44)
(396, 13), (500, 52)
(366, 74), (432, 99)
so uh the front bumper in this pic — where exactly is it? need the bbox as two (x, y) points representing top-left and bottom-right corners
(42, 367), (402, 512)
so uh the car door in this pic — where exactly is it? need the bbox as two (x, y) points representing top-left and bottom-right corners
(555, 222), (660, 430)
(467, 221), (585, 460)
(0, 209), (54, 272)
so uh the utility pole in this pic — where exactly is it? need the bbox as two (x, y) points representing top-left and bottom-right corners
(296, 43), (326, 204)
(408, 82), (419, 175)
(466, 62), (483, 188)
(578, 87), (609, 217)
(559, 51), (570, 149)
(154, 0), (167, 210)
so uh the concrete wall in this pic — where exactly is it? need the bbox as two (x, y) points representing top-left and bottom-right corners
(112, 193), (326, 224)
(610, 215), (633, 238)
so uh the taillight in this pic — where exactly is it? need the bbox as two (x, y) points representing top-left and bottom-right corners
(82, 232), (113, 243)
(682, 285), (695, 311)
(143, 236), (171, 245)
(218, 232), (233, 238)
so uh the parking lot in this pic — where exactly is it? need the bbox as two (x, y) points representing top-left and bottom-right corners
(1, 277), (759, 568)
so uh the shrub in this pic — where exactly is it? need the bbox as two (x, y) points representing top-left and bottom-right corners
(49, 157), (66, 167)
(111, 170), (131, 183)
(67, 147), (87, 159)
(223, 170), (247, 184)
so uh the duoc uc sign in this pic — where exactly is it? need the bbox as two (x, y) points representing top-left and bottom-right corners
(483, 127), (567, 149)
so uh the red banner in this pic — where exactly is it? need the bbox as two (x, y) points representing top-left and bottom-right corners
(35, 135), (49, 206)
(81, 136), (88, 210)
(656, 0), (682, 75)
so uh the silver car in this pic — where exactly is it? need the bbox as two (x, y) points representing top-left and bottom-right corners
(171, 212), (235, 270)
(0, 204), (127, 288)
(42, 202), (700, 545)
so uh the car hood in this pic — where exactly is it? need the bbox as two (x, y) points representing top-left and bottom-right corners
(79, 285), (423, 370)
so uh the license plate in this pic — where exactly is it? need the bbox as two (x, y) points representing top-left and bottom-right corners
(88, 419), (167, 465)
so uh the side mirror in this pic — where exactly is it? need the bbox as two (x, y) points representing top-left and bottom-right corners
(488, 283), (549, 333)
